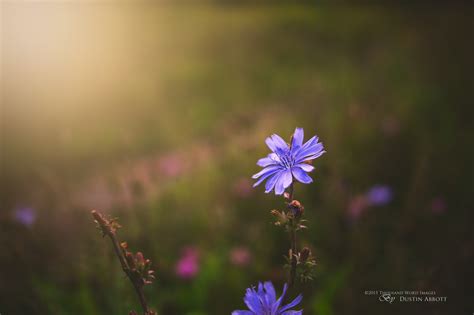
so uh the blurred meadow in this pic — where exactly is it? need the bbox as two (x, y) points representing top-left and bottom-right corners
(1, 2), (473, 315)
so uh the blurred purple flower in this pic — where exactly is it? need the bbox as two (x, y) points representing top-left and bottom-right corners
(230, 246), (252, 267)
(431, 197), (446, 214)
(232, 281), (302, 315)
(366, 185), (393, 206)
(253, 127), (325, 195)
(175, 247), (199, 279)
(14, 207), (36, 226)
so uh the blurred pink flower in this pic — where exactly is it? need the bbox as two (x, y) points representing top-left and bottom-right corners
(348, 185), (393, 221)
(233, 178), (253, 198)
(158, 153), (185, 178)
(347, 195), (368, 220)
(230, 246), (252, 267)
(175, 247), (199, 279)
(431, 197), (446, 214)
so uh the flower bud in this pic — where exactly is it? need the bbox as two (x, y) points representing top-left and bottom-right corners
(288, 200), (304, 218)
(270, 209), (288, 225)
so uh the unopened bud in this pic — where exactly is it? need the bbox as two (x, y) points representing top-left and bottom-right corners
(288, 200), (304, 218)
(270, 209), (288, 225)
(91, 210), (106, 225)
(289, 200), (302, 209)
(136, 252), (145, 266)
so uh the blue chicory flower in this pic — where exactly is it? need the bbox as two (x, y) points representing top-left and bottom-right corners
(252, 128), (325, 195)
(232, 281), (303, 315)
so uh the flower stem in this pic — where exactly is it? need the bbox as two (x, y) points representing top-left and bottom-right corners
(287, 183), (294, 201)
(289, 224), (297, 287)
(287, 183), (297, 287)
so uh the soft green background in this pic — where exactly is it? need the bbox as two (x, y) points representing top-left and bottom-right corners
(1, 3), (472, 315)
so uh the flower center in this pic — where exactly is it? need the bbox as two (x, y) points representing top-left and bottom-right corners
(278, 150), (294, 169)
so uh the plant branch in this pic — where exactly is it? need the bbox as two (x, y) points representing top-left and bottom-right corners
(91, 210), (155, 315)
